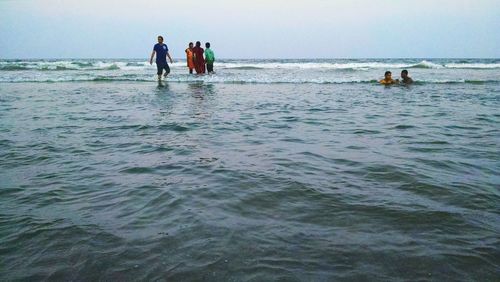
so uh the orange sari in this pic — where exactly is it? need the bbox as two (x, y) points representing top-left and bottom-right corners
(185, 48), (195, 69)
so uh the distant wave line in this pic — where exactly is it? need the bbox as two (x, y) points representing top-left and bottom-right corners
(2, 60), (500, 71)
(2, 77), (498, 85)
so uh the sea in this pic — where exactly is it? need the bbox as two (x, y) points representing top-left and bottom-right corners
(0, 58), (499, 280)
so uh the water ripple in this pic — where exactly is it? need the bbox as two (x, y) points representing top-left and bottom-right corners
(0, 82), (498, 280)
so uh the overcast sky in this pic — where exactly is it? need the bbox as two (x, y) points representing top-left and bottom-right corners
(0, 0), (499, 59)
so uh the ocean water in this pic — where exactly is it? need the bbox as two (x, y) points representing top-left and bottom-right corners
(0, 59), (499, 280)
(1, 58), (500, 84)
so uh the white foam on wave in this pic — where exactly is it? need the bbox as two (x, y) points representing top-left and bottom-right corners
(410, 60), (444, 69)
(2, 59), (499, 72)
(212, 60), (498, 70)
(218, 62), (413, 70)
(0, 60), (84, 70)
(445, 63), (500, 69)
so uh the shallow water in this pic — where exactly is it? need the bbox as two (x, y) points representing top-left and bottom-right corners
(0, 81), (499, 280)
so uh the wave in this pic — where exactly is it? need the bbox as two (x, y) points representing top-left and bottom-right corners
(410, 60), (444, 69)
(73, 61), (94, 67)
(419, 79), (499, 84)
(0, 61), (81, 71)
(2, 76), (498, 85)
(2, 60), (500, 71)
(225, 66), (266, 70)
(0, 65), (28, 71)
(102, 64), (120, 70)
(0, 61), (144, 71)
(221, 62), (410, 70)
(445, 63), (500, 69)
(195, 60), (500, 70)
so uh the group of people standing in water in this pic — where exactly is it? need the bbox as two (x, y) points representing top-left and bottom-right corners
(185, 41), (215, 75)
(150, 35), (412, 85)
(150, 35), (215, 82)
(380, 70), (414, 85)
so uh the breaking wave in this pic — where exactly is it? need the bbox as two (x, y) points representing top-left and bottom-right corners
(1, 60), (500, 71)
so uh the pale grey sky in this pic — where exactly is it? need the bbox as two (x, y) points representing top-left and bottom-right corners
(0, 0), (499, 59)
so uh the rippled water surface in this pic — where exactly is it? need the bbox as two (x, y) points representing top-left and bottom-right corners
(0, 81), (499, 280)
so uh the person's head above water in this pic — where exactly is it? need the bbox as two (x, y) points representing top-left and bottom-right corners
(196, 41), (201, 47)
(384, 71), (392, 80)
(157, 36), (164, 43)
(401, 69), (409, 78)
(205, 42), (211, 48)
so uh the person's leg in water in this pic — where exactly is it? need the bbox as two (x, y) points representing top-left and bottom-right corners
(207, 63), (214, 74)
(157, 63), (163, 82)
(163, 64), (171, 79)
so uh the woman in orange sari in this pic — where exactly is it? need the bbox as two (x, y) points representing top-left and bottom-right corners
(185, 42), (195, 74)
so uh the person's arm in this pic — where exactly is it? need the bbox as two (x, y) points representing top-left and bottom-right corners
(167, 52), (173, 64)
(150, 50), (155, 65)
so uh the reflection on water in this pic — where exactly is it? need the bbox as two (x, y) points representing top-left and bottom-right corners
(188, 82), (216, 119)
(156, 80), (169, 90)
(188, 82), (216, 98)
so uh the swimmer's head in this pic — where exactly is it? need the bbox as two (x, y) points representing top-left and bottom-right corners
(384, 71), (392, 80)
(401, 70), (409, 78)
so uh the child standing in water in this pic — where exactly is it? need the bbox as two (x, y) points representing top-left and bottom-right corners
(185, 42), (195, 74)
(204, 42), (215, 74)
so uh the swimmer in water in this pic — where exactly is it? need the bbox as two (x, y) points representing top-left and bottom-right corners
(400, 69), (414, 84)
(380, 71), (397, 85)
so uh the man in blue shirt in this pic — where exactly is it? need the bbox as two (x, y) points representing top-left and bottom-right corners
(149, 35), (173, 82)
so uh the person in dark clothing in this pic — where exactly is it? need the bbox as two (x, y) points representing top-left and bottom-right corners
(149, 35), (173, 82)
